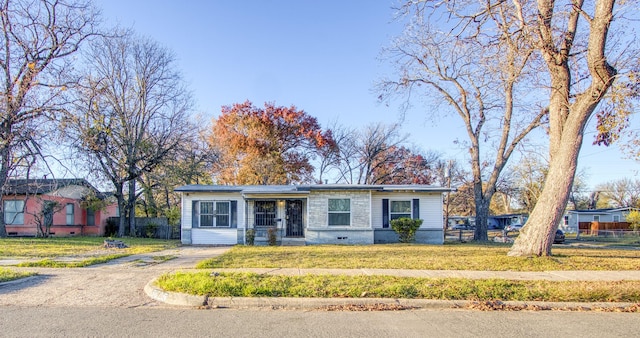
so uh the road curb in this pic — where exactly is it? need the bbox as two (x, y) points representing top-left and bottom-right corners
(143, 278), (639, 311)
(144, 278), (208, 307)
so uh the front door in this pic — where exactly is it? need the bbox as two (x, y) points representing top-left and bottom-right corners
(285, 200), (303, 237)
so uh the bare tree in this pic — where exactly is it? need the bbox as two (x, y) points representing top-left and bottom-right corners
(508, 0), (634, 256)
(323, 123), (359, 184)
(137, 119), (217, 221)
(596, 178), (640, 208)
(65, 33), (193, 237)
(0, 0), (99, 237)
(354, 123), (408, 184)
(381, 1), (546, 241)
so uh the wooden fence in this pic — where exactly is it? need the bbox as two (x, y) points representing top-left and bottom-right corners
(578, 221), (631, 235)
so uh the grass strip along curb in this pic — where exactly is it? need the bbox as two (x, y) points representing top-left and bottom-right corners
(0, 267), (35, 283)
(156, 271), (640, 303)
(16, 254), (130, 268)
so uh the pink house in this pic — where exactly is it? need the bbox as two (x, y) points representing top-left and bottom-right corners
(2, 179), (118, 237)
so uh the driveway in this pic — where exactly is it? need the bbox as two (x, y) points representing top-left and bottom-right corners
(0, 246), (230, 308)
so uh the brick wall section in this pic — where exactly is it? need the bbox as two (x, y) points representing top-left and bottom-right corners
(307, 190), (371, 229)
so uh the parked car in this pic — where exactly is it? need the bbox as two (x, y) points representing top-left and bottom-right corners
(505, 224), (523, 232)
(451, 223), (474, 230)
(554, 229), (565, 244)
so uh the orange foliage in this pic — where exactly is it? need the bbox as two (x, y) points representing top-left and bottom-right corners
(209, 101), (336, 185)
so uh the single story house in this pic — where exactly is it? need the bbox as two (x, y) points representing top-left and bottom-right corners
(559, 207), (638, 233)
(2, 178), (119, 236)
(487, 213), (528, 230)
(176, 184), (450, 245)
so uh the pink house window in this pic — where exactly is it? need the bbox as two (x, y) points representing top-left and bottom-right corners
(4, 200), (24, 225)
(66, 203), (74, 225)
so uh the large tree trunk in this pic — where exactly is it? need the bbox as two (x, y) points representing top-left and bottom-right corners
(473, 176), (493, 241)
(117, 195), (126, 238)
(508, 121), (583, 256)
(113, 182), (126, 238)
(0, 144), (10, 238)
(473, 198), (490, 241)
(508, 0), (617, 257)
(128, 179), (137, 236)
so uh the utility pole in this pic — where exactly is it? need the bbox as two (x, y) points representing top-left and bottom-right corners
(444, 160), (452, 231)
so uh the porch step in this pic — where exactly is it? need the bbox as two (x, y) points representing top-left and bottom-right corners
(281, 238), (306, 246)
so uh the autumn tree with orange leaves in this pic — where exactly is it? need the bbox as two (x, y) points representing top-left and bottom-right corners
(209, 101), (336, 185)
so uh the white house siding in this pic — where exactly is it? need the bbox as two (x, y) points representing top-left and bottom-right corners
(181, 192), (245, 245)
(191, 228), (238, 245)
(559, 213), (580, 233)
(306, 190), (373, 244)
(371, 192), (444, 244)
(560, 209), (633, 234)
(370, 192), (443, 229)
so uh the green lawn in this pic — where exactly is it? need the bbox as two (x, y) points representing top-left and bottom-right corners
(0, 237), (180, 267)
(157, 271), (640, 302)
(196, 243), (640, 271)
(160, 243), (640, 302)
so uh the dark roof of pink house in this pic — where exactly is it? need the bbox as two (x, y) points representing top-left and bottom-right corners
(3, 179), (95, 196)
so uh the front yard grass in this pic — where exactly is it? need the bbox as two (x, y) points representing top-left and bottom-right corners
(156, 271), (640, 303)
(196, 243), (640, 271)
(164, 244), (640, 302)
(0, 237), (180, 267)
(0, 267), (35, 283)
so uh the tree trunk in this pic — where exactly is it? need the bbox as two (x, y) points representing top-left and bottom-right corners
(508, 93), (595, 256)
(508, 136), (579, 256)
(0, 144), (10, 238)
(116, 194), (126, 238)
(113, 182), (126, 238)
(508, 0), (617, 257)
(473, 194), (492, 241)
(128, 179), (137, 237)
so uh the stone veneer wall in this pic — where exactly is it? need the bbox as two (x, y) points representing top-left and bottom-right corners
(306, 190), (374, 244)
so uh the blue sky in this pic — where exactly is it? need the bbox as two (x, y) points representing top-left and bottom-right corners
(94, 0), (638, 190)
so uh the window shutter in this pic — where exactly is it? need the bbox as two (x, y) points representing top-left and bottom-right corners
(230, 200), (238, 228)
(382, 199), (389, 228)
(412, 199), (420, 219)
(192, 201), (199, 228)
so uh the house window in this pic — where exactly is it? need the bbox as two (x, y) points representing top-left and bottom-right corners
(199, 201), (215, 227)
(4, 200), (24, 225)
(328, 198), (350, 226)
(390, 201), (412, 220)
(215, 201), (230, 227)
(254, 201), (276, 227)
(593, 215), (600, 222)
(87, 208), (95, 226)
(198, 201), (230, 227)
(66, 203), (75, 225)
(564, 216), (569, 226)
(613, 215), (620, 222)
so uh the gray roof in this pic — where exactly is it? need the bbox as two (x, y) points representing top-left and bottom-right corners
(568, 207), (638, 214)
(174, 184), (450, 194)
(2, 178), (111, 199)
(3, 179), (92, 195)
